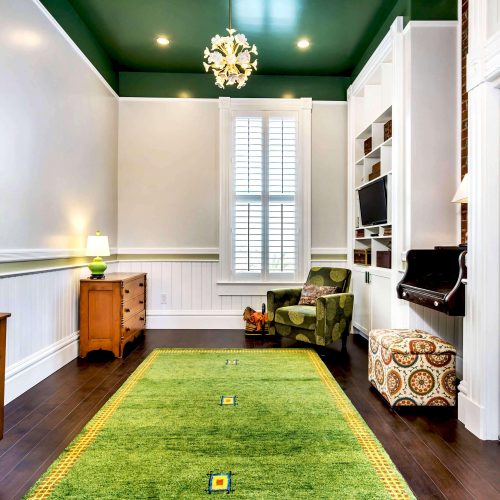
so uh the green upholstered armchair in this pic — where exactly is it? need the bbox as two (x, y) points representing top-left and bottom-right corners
(267, 267), (354, 349)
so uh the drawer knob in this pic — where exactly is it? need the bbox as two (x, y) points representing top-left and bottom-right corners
(125, 289), (130, 294)
(124, 308), (130, 313)
(434, 301), (439, 307)
(140, 317), (145, 321)
(139, 283), (144, 287)
(139, 300), (144, 304)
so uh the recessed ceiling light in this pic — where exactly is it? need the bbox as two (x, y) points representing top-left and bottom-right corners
(297, 38), (310, 49)
(156, 36), (170, 46)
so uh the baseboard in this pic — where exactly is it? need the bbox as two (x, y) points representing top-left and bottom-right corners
(457, 392), (498, 440)
(352, 322), (368, 338)
(5, 332), (79, 404)
(146, 310), (243, 329)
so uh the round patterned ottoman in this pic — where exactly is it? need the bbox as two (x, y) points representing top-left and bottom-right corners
(368, 329), (457, 407)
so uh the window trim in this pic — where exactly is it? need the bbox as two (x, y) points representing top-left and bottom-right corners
(218, 97), (312, 288)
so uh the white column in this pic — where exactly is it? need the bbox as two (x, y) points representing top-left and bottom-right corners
(458, 0), (500, 440)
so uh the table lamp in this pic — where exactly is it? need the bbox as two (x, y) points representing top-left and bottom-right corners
(452, 174), (469, 247)
(452, 173), (469, 204)
(86, 230), (110, 279)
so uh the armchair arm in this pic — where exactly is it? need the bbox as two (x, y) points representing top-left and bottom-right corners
(267, 288), (302, 335)
(315, 293), (354, 345)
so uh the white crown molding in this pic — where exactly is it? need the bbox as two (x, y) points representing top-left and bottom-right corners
(467, 1), (500, 91)
(119, 97), (218, 103)
(218, 97), (313, 111)
(473, 31), (500, 87)
(117, 247), (219, 255)
(120, 98), (346, 105)
(312, 101), (347, 106)
(403, 20), (459, 34)
(349, 17), (403, 96)
(32, 0), (119, 99)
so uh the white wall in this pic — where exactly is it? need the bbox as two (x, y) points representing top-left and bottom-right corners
(117, 99), (347, 252)
(0, 0), (118, 402)
(117, 99), (348, 327)
(311, 103), (348, 251)
(0, 0), (118, 253)
(118, 99), (219, 250)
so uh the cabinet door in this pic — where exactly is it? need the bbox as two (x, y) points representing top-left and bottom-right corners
(370, 273), (392, 330)
(80, 281), (121, 357)
(352, 268), (371, 335)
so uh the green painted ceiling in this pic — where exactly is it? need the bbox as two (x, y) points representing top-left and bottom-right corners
(40, 0), (457, 97)
(65, 0), (399, 76)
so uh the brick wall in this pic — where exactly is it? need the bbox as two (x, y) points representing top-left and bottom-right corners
(461, 0), (468, 243)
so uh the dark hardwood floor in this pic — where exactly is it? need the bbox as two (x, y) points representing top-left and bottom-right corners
(1, 331), (498, 499)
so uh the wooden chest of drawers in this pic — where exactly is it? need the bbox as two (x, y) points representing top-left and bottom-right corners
(79, 273), (146, 358)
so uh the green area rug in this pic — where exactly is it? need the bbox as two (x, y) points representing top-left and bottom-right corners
(27, 349), (414, 499)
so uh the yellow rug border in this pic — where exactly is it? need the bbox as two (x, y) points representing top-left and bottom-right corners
(26, 348), (414, 499)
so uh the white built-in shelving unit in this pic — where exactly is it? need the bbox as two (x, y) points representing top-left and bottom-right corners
(347, 17), (459, 337)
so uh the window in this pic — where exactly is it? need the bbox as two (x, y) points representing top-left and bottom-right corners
(219, 98), (311, 286)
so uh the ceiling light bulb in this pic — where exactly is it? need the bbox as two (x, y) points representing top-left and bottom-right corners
(156, 36), (170, 46)
(297, 39), (310, 49)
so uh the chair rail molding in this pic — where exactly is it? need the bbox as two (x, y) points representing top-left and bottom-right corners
(458, 0), (500, 440)
(0, 248), (116, 263)
(116, 247), (219, 255)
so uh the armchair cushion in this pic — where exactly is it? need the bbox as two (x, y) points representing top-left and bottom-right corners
(274, 305), (317, 331)
(298, 284), (340, 305)
(267, 288), (302, 336)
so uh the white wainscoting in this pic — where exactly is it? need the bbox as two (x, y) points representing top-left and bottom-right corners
(0, 262), (118, 404)
(118, 260), (266, 329)
(409, 304), (463, 377)
(0, 258), (347, 403)
(117, 259), (347, 329)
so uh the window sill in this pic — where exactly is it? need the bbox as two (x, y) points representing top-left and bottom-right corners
(217, 281), (303, 296)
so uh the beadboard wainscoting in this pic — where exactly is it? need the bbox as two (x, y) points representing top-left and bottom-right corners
(409, 304), (463, 377)
(0, 262), (118, 404)
(117, 258), (348, 329)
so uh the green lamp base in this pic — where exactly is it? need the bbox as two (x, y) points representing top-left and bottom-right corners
(88, 256), (107, 279)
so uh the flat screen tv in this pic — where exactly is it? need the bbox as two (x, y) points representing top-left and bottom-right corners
(358, 177), (387, 226)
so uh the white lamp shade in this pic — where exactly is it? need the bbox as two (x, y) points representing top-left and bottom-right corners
(452, 173), (469, 204)
(86, 234), (110, 257)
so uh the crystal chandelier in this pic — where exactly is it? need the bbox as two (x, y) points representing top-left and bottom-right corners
(203, 0), (258, 89)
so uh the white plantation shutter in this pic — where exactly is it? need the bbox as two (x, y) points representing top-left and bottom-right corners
(268, 117), (297, 273)
(232, 113), (298, 278)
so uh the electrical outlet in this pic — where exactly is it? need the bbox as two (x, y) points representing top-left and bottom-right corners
(160, 293), (167, 304)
